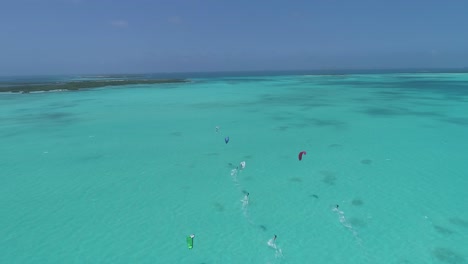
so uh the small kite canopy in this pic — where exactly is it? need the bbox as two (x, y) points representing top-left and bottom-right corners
(298, 151), (307, 161)
(239, 161), (246, 169)
(187, 234), (195, 249)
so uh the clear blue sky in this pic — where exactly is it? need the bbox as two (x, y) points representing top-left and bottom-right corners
(1, 0), (467, 75)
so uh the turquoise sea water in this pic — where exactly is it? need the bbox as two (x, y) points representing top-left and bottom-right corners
(1, 72), (468, 263)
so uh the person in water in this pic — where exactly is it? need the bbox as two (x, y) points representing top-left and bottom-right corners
(273, 234), (277, 242)
(336, 204), (339, 209)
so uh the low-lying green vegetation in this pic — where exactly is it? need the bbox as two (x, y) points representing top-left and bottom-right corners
(0, 79), (188, 93)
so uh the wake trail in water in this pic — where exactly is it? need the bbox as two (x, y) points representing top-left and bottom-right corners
(229, 163), (250, 222)
(240, 193), (254, 223)
(267, 236), (283, 259)
(230, 168), (240, 187)
(332, 206), (374, 263)
(241, 193), (249, 210)
(332, 207), (361, 244)
(228, 162), (285, 261)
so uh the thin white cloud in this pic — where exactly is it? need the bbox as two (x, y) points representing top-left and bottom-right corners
(110, 20), (129, 28)
(168, 16), (182, 25)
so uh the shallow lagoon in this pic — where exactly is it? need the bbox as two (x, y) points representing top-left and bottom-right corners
(1, 72), (467, 263)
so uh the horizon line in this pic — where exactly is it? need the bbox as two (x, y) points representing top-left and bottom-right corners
(1, 67), (468, 78)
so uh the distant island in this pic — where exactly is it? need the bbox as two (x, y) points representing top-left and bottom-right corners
(0, 79), (188, 93)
